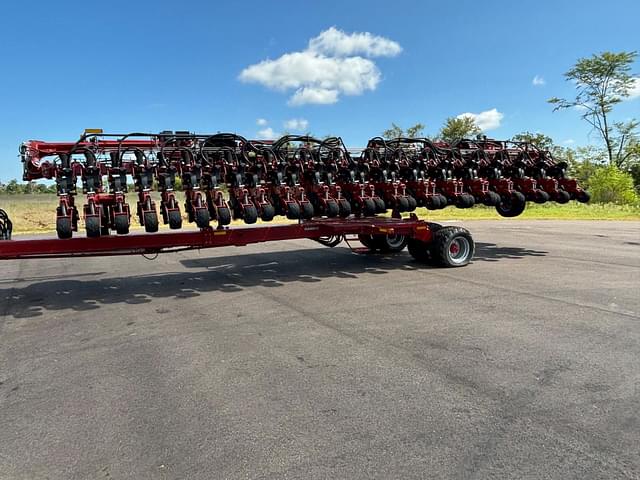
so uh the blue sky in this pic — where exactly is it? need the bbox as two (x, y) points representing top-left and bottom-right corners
(0, 0), (638, 181)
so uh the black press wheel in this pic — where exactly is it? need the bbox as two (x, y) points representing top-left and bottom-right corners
(534, 190), (550, 204)
(243, 204), (258, 224)
(195, 208), (210, 228)
(286, 202), (301, 220)
(396, 196), (409, 212)
(114, 215), (130, 235)
(216, 206), (232, 226)
(168, 210), (182, 229)
(325, 200), (340, 218)
(362, 198), (376, 216)
(261, 203), (276, 222)
(576, 190), (590, 203)
(338, 199), (351, 218)
(143, 211), (159, 233)
(406, 195), (417, 212)
(430, 226), (474, 267)
(301, 202), (314, 219)
(56, 216), (73, 239)
(555, 190), (570, 204)
(85, 216), (101, 238)
(496, 192), (526, 218)
(483, 191), (501, 207)
(373, 197), (387, 213)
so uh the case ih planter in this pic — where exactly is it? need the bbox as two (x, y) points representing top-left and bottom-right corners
(0, 130), (589, 267)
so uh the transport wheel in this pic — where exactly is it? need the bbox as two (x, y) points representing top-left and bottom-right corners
(56, 216), (73, 239)
(535, 190), (550, 204)
(261, 203), (276, 222)
(195, 208), (210, 228)
(143, 211), (159, 233)
(168, 210), (182, 229)
(397, 196), (409, 212)
(555, 190), (571, 204)
(243, 205), (258, 224)
(483, 191), (501, 207)
(325, 200), (339, 218)
(358, 234), (376, 250)
(114, 215), (130, 235)
(374, 197), (387, 213)
(379, 234), (408, 253)
(408, 238), (431, 263)
(286, 203), (301, 220)
(430, 226), (475, 267)
(301, 202), (314, 219)
(85, 216), (101, 238)
(338, 199), (352, 218)
(362, 198), (376, 216)
(406, 196), (417, 212)
(496, 192), (526, 218)
(216, 206), (232, 226)
(576, 190), (590, 203)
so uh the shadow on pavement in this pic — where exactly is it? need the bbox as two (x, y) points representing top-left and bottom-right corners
(0, 242), (546, 319)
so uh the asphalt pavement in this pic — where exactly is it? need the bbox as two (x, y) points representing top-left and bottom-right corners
(1, 220), (639, 479)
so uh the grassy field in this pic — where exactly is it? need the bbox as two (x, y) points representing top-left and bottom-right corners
(1, 193), (639, 234)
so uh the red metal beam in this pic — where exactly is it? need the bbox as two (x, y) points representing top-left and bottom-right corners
(0, 217), (432, 260)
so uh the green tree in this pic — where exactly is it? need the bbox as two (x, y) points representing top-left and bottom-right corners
(511, 131), (555, 150)
(382, 123), (425, 139)
(587, 165), (638, 204)
(549, 51), (638, 167)
(439, 117), (481, 143)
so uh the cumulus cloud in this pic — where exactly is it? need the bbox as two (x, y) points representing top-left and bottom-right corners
(256, 118), (268, 126)
(532, 75), (546, 86)
(239, 27), (401, 106)
(257, 127), (277, 138)
(307, 26), (402, 58)
(456, 108), (504, 131)
(284, 118), (309, 131)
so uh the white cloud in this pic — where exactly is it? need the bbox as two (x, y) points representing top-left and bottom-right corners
(284, 118), (309, 131)
(239, 27), (401, 106)
(257, 127), (277, 138)
(456, 108), (504, 131)
(532, 75), (546, 86)
(307, 26), (402, 58)
(256, 118), (268, 126)
(627, 77), (640, 100)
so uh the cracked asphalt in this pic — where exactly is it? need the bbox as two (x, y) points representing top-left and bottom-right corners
(1, 220), (639, 479)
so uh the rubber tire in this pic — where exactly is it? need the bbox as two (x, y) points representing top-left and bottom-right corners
(397, 196), (409, 212)
(195, 208), (210, 228)
(301, 202), (314, 219)
(576, 190), (590, 203)
(243, 205), (258, 224)
(496, 192), (526, 218)
(86, 216), (101, 238)
(408, 238), (431, 263)
(456, 194), (475, 208)
(168, 210), (182, 229)
(286, 203), (301, 220)
(325, 200), (339, 218)
(436, 194), (448, 209)
(406, 195), (417, 212)
(378, 234), (408, 253)
(535, 190), (550, 204)
(56, 217), (73, 239)
(261, 204), (276, 222)
(362, 198), (376, 216)
(143, 211), (159, 233)
(338, 199), (352, 218)
(430, 226), (475, 267)
(373, 197), (387, 213)
(358, 234), (376, 250)
(555, 190), (570, 204)
(114, 215), (130, 235)
(216, 206), (232, 226)
(483, 191), (501, 207)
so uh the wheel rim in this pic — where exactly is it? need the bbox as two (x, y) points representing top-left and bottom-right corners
(386, 234), (406, 249)
(448, 237), (471, 264)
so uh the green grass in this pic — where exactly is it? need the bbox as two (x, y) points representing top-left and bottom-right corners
(1, 193), (639, 234)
